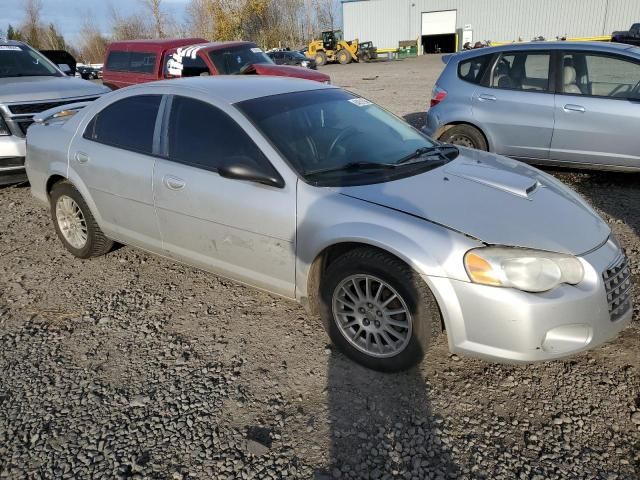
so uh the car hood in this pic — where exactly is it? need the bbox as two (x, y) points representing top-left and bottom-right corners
(251, 63), (330, 83)
(338, 149), (610, 255)
(0, 76), (109, 104)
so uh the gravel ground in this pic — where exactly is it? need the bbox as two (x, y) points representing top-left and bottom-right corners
(1, 55), (639, 479)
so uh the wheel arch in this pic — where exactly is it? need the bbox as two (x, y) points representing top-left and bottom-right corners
(46, 174), (67, 196)
(303, 241), (446, 333)
(437, 121), (492, 151)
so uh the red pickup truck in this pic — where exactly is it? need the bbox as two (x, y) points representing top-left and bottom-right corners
(102, 38), (331, 89)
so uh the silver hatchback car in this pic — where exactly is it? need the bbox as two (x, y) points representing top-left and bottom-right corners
(425, 42), (640, 171)
(26, 77), (631, 371)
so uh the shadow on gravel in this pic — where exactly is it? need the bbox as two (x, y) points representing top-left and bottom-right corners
(295, 193), (459, 479)
(402, 112), (426, 131)
(318, 355), (458, 479)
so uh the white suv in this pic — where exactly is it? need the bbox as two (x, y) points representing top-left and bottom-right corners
(0, 40), (108, 185)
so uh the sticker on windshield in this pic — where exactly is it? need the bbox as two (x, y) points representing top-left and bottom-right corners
(250, 47), (263, 53)
(0, 46), (21, 51)
(166, 45), (205, 76)
(348, 98), (373, 107)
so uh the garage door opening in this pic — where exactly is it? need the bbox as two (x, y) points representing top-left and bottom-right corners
(421, 10), (457, 54)
(422, 34), (456, 53)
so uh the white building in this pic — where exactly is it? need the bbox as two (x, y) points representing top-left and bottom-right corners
(342, 0), (640, 53)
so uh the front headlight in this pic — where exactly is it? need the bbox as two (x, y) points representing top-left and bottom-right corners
(464, 247), (584, 292)
(0, 115), (10, 136)
(301, 60), (309, 67)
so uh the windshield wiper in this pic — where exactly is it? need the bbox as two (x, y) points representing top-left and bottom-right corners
(305, 161), (398, 177)
(396, 145), (458, 165)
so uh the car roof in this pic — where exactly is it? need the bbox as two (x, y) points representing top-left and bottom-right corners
(107, 38), (207, 49)
(122, 76), (335, 104)
(452, 41), (637, 60)
(1, 40), (26, 47)
(165, 41), (258, 53)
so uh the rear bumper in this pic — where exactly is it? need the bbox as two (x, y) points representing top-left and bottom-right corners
(423, 109), (443, 139)
(0, 136), (27, 185)
(428, 238), (632, 363)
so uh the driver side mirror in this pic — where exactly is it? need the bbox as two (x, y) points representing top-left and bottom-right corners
(58, 63), (72, 75)
(217, 156), (284, 188)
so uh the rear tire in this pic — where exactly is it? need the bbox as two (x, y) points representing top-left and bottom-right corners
(50, 181), (113, 259)
(315, 51), (327, 66)
(319, 247), (441, 372)
(337, 49), (352, 65)
(438, 124), (488, 151)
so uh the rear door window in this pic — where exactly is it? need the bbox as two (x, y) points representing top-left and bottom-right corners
(491, 52), (551, 91)
(84, 95), (162, 155)
(458, 54), (492, 84)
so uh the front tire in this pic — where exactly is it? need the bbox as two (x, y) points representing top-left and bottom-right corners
(337, 49), (352, 65)
(314, 51), (327, 66)
(319, 247), (441, 372)
(438, 124), (488, 151)
(50, 181), (113, 259)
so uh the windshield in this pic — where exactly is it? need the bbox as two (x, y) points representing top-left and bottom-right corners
(238, 89), (444, 185)
(0, 45), (61, 78)
(208, 45), (273, 75)
(290, 51), (307, 60)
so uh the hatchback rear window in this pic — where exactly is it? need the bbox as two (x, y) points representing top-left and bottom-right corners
(458, 55), (491, 84)
(105, 50), (157, 73)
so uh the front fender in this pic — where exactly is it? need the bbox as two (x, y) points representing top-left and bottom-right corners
(295, 187), (481, 299)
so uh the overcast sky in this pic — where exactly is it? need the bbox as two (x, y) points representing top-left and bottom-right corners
(2, 0), (191, 41)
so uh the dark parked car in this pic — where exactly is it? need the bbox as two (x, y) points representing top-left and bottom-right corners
(268, 50), (317, 69)
(612, 23), (640, 46)
(78, 66), (101, 80)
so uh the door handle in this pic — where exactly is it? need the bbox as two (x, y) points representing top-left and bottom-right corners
(163, 175), (185, 191)
(478, 94), (497, 102)
(75, 151), (89, 164)
(563, 104), (585, 113)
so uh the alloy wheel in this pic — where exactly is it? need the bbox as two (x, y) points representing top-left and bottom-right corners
(55, 195), (88, 249)
(332, 274), (413, 358)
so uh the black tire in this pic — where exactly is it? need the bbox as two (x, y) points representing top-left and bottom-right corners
(315, 51), (328, 67)
(319, 247), (441, 372)
(50, 181), (113, 259)
(361, 52), (371, 62)
(337, 49), (352, 65)
(439, 124), (488, 151)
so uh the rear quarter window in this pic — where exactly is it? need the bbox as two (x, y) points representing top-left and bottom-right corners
(105, 50), (157, 73)
(105, 51), (129, 71)
(458, 54), (492, 84)
(129, 52), (157, 73)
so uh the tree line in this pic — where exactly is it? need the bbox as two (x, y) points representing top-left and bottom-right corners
(3, 0), (339, 63)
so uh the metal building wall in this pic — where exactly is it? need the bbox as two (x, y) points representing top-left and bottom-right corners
(343, 0), (412, 49)
(343, 0), (640, 49)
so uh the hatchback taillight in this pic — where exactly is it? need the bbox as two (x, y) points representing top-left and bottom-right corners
(430, 85), (447, 108)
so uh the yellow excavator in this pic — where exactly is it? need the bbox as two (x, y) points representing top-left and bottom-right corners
(307, 30), (364, 66)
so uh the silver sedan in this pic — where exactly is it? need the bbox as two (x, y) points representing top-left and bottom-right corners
(25, 76), (632, 371)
